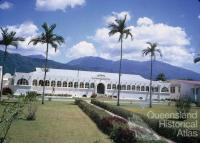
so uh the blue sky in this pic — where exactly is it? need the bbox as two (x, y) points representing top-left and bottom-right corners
(0, 0), (200, 73)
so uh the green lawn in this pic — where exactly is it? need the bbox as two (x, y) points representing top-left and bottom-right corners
(1, 101), (111, 143)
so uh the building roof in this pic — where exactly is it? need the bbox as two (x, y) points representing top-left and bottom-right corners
(170, 80), (200, 85)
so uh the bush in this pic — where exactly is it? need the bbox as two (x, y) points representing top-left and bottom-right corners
(91, 93), (97, 98)
(2, 87), (13, 95)
(92, 99), (200, 143)
(175, 97), (191, 120)
(194, 100), (200, 107)
(75, 99), (136, 143)
(24, 92), (38, 120)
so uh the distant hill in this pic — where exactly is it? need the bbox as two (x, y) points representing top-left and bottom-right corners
(0, 51), (75, 74)
(27, 54), (45, 59)
(68, 56), (200, 80)
(0, 51), (200, 80)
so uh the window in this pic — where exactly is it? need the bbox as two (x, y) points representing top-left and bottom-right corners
(17, 78), (29, 85)
(57, 81), (61, 87)
(51, 81), (56, 87)
(136, 85), (140, 91)
(161, 87), (169, 92)
(45, 80), (50, 86)
(112, 84), (116, 89)
(107, 84), (111, 89)
(63, 81), (67, 87)
(121, 85), (126, 90)
(90, 83), (95, 88)
(39, 80), (44, 86)
(146, 86), (149, 91)
(127, 85), (131, 90)
(141, 86), (145, 91)
(74, 82), (78, 88)
(132, 85), (135, 90)
(68, 82), (73, 87)
(85, 82), (89, 88)
(154, 87), (159, 92)
(117, 84), (121, 90)
(80, 82), (84, 88)
(170, 87), (175, 93)
(32, 79), (37, 86)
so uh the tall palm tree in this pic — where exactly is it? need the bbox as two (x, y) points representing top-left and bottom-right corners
(142, 42), (162, 108)
(29, 22), (64, 104)
(108, 15), (133, 106)
(0, 28), (24, 100)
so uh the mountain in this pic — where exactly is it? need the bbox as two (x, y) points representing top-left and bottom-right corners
(0, 51), (200, 80)
(0, 51), (75, 74)
(68, 56), (200, 80)
(27, 54), (45, 59)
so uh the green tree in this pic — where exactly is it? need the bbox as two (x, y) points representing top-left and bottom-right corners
(29, 23), (64, 104)
(108, 15), (133, 106)
(142, 42), (162, 108)
(0, 28), (24, 100)
(156, 73), (166, 81)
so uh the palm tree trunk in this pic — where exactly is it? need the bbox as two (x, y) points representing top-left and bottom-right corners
(149, 55), (153, 108)
(0, 46), (7, 101)
(117, 38), (123, 106)
(42, 44), (49, 104)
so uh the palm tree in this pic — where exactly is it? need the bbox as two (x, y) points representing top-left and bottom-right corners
(142, 42), (162, 108)
(0, 28), (24, 100)
(29, 22), (64, 104)
(156, 73), (166, 81)
(108, 15), (133, 106)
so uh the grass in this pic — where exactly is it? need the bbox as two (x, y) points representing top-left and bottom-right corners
(1, 101), (111, 143)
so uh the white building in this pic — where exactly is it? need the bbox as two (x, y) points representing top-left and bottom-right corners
(170, 80), (200, 101)
(11, 67), (171, 100)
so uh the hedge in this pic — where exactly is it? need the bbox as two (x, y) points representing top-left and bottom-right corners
(75, 99), (136, 143)
(91, 99), (200, 143)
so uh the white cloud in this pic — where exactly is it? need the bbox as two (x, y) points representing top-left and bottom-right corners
(36, 0), (85, 12)
(66, 41), (97, 59)
(91, 14), (192, 66)
(198, 14), (200, 19)
(1, 22), (61, 57)
(104, 11), (131, 24)
(0, 1), (13, 10)
(137, 17), (153, 26)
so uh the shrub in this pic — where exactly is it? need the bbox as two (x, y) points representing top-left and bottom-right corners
(75, 99), (136, 143)
(92, 99), (200, 143)
(24, 92), (38, 120)
(91, 93), (97, 98)
(175, 97), (191, 120)
(2, 87), (13, 95)
(194, 100), (200, 107)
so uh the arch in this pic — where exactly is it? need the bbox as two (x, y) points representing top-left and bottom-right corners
(74, 82), (78, 88)
(45, 80), (50, 86)
(85, 82), (89, 88)
(32, 79), (37, 86)
(146, 86), (149, 91)
(97, 83), (105, 94)
(17, 78), (29, 85)
(57, 81), (62, 87)
(63, 81), (67, 87)
(80, 82), (84, 88)
(141, 86), (145, 91)
(161, 87), (169, 92)
(112, 84), (116, 89)
(51, 81), (56, 87)
(68, 82), (73, 87)
(132, 85), (135, 90)
(107, 84), (111, 89)
(90, 83), (95, 88)
(39, 80), (44, 86)
(136, 85), (140, 91)
(121, 84), (126, 90)
(127, 85), (131, 90)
